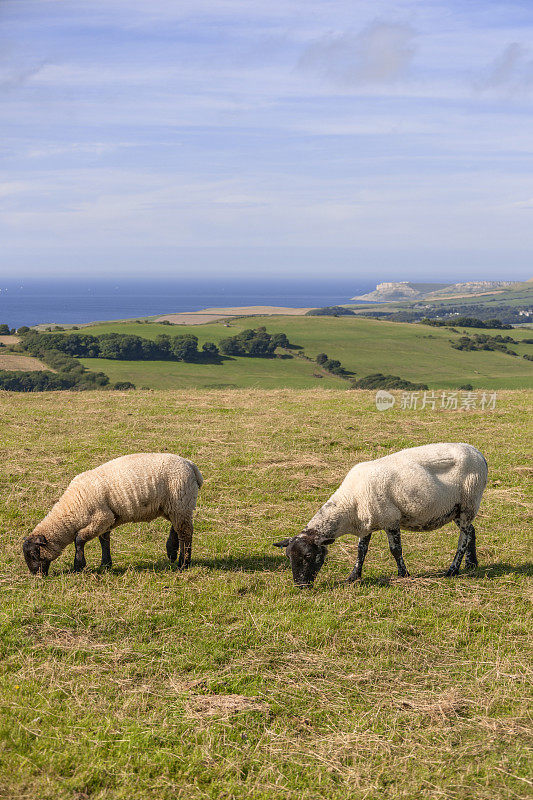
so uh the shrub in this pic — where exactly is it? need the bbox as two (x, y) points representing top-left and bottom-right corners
(352, 374), (429, 390)
(113, 381), (136, 390)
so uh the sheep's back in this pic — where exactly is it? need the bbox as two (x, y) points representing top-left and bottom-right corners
(341, 443), (487, 530)
(70, 453), (198, 522)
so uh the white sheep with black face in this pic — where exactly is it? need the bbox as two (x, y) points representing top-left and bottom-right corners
(275, 443), (488, 588)
(23, 453), (203, 576)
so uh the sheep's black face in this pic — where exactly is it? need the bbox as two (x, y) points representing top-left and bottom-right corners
(22, 535), (50, 576)
(274, 531), (332, 587)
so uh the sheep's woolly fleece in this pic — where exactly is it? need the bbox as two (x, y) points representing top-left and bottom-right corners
(31, 453), (203, 562)
(305, 443), (488, 539)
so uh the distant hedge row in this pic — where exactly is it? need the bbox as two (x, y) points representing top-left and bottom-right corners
(351, 373), (429, 390)
(421, 316), (512, 330)
(0, 369), (112, 392)
(306, 306), (355, 316)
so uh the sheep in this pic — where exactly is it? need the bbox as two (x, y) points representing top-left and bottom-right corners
(22, 453), (203, 576)
(274, 443), (488, 588)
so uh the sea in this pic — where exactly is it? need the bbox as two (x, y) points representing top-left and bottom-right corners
(0, 278), (374, 329)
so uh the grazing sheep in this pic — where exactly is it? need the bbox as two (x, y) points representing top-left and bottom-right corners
(22, 453), (203, 576)
(274, 443), (488, 587)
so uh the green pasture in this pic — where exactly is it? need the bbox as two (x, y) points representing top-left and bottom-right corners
(1, 388), (531, 799)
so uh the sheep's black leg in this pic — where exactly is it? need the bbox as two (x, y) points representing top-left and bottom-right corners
(446, 527), (470, 576)
(346, 533), (372, 583)
(177, 521), (193, 570)
(464, 525), (478, 568)
(386, 529), (410, 577)
(166, 526), (179, 562)
(99, 531), (112, 569)
(455, 520), (478, 569)
(73, 535), (86, 572)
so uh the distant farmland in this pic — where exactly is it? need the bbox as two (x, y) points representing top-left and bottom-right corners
(76, 315), (533, 389)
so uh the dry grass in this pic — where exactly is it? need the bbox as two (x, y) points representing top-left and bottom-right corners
(0, 353), (50, 371)
(0, 388), (531, 800)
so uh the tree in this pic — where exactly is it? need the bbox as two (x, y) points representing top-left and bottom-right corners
(155, 334), (172, 359)
(0, 324), (10, 335)
(219, 336), (245, 356)
(170, 335), (199, 361)
(271, 333), (289, 349)
(202, 342), (219, 357)
(316, 353), (328, 365)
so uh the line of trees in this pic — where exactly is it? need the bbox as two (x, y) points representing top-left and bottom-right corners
(315, 352), (350, 377)
(21, 331), (219, 362)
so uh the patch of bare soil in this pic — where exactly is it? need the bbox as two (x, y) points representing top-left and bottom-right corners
(186, 694), (269, 718)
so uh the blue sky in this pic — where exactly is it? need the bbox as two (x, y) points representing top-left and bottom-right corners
(1, 0), (533, 280)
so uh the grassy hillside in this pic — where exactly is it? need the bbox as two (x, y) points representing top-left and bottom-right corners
(1, 388), (531, 799)
(78, 316), (533, 389)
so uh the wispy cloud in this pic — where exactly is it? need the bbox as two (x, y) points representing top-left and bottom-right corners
(0, 60), (47, 90)
(298, 21), (416, 87)
(477, 41), (533, 94)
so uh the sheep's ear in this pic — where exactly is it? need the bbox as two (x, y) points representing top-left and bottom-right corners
(273, 538), (291, 548)
(33, 534), (48, 546)
(305, 531), (335, 546)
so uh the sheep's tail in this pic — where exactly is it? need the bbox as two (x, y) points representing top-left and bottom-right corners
(186, 460), (203, 488)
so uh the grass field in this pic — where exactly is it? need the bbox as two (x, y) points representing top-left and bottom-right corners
(79, 316), (533, 389)
(1, 388), (531, 799)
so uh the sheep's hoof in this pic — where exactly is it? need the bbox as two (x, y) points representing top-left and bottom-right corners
(346, 574), (361, 584)
(445, 567), (459, 577)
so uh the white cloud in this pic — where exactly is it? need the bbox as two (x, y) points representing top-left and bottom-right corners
(298, 21), (416, 87)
